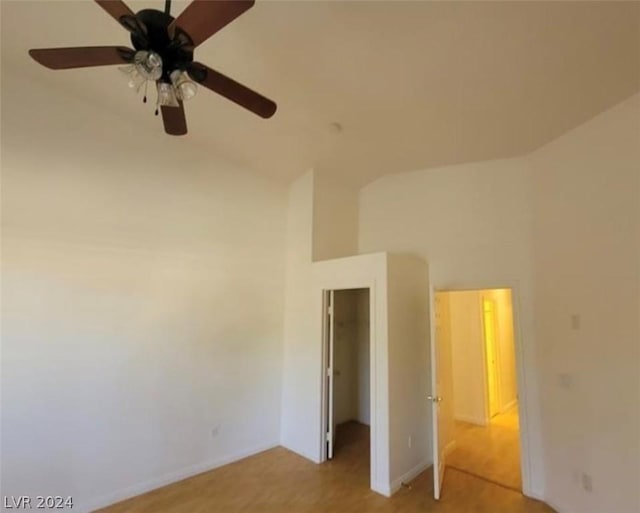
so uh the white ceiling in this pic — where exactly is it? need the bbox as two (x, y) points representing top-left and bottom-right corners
(2, 0), (639, 186)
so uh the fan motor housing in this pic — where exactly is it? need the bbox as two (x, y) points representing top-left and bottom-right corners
(125, 9), (194, 80)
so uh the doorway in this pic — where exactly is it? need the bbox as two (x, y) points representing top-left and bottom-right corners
(323, 289), (371, 473)
(430, 287), (525, 497)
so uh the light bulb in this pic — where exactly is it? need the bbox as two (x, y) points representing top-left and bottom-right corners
(157, 81), (179, 107)
(134, 50), (163, 81)
(170, 70), (198, 101)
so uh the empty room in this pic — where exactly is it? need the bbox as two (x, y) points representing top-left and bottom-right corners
(1, 2), (638, 513)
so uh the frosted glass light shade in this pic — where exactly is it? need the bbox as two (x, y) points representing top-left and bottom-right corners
(134, 51), (163, 81)
(170, 70), (198, 101)
(120, 65), (146, 92)
(157, 81), (179, 107)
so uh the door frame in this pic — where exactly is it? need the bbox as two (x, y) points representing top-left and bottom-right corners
(320, 286), (376, 488)
(432, 283), (533, 496)
(429, 286), (446, 499)
(324, 290), (336, 459)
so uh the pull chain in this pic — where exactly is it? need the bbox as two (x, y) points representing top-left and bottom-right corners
(143, 80), (148, 104)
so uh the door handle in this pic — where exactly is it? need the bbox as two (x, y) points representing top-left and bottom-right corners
(427, 395), (443, 403)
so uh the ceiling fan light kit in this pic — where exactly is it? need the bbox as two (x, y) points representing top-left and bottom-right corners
(28, 0), (277, 136)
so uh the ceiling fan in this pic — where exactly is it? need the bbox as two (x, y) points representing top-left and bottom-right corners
(28, 0), (277, 135)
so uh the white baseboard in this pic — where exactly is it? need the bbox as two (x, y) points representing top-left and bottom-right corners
(526, 491), (546, 502)
(540, 496), (572, 513)
(443, 440), (457, 458)
(523, 491), (570, 513)
(81, 440), (280, 513)
(372, 481), (392, 497)
(380, 443), (454, 498)
(279, 442), (321, 464)
(501, 399), (518, 412)
(388, 460), (431, 496)
(454, 414), (488, 426)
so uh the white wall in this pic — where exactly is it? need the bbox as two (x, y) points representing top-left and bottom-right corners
(530, 93), (640, 513)
(386, 254), (431, 493)
(1, 73), (287, 512)
(358, 156), (544, 497)
(312, 174), (359, 262)
(279, 171), (318, 461)
(448, 291), (487, 425)
(356, 289), (371, 425)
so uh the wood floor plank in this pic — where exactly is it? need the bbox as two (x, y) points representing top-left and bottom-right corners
(447, 405), (522, 490)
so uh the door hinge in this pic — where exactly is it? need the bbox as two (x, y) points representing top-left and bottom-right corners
(327, 367), (332, 377)
(327, 304), (333, 316)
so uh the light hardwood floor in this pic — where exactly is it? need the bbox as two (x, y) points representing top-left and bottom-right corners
(447, 405), (522, 490)
(96, 421), (554, 513)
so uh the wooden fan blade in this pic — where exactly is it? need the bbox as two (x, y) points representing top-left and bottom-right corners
(189, 62), (276, 119)
(169, 0), (255, 48)
(94, 0), (135, 24)
(29, 46), (134, 70)
(161, 102), (188, 136)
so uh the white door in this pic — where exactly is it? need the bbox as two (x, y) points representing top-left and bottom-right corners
(326, 290), (336, 459)
(429, 290), (446, 499)
(482, 298), (501, 418)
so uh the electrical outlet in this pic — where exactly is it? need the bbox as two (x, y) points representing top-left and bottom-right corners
(408, 436), (412, 448)
(581, 473), (593, 492)
(211, 425), (220, 438)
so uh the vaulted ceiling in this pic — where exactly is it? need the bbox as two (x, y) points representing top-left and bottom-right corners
(2, 1), (639, 186)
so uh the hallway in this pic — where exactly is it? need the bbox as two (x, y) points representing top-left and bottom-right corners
(447, 405), (522, 490)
